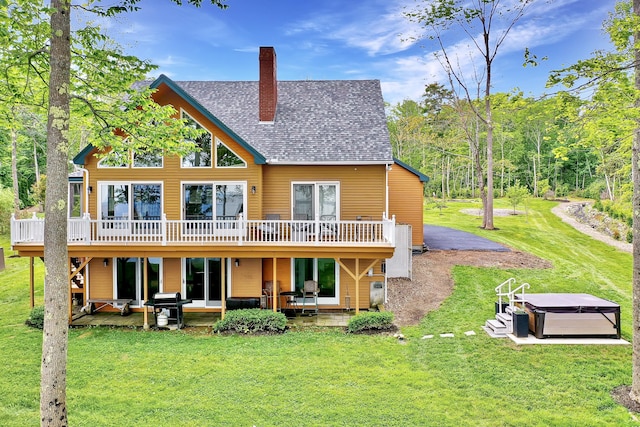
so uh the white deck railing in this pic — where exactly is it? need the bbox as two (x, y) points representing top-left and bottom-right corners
(11, 213), (396, 247)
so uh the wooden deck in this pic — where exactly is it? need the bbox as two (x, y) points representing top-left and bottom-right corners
(70, 310), (356, 329)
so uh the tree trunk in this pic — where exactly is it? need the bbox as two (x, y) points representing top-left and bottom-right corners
(484, 51), (494, 230)
(631, 0), (640, 405)
(40, 1), (71, 426)
(11, 126), (20, 214)
(533, 156), (538, 197)
(34, 137), (41, 183)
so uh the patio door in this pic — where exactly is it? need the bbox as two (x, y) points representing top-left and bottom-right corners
(113, 257), (162, 306)
(99, 183), (162, 236)
(292, 183), (339, 220)
(292, 258), (339, 305)
(183, 258), (228, 307)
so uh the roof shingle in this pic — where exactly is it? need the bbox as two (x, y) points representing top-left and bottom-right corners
(173, 79), (393, 164)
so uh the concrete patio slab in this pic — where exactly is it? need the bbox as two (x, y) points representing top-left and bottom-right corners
(507, 334), (629, 345)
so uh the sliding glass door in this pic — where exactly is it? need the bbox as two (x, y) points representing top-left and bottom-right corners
(292, 182), (339, 220)
(293, 258), (339, 305)
(183, 258), (227, 307)
(113, 257), (162, 306)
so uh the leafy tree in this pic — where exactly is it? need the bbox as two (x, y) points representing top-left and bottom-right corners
(0, 184), (14, 233)
(30, 1), (229, 425)
(546, 0), (640, 406)
(505, 180), (529, 214)
(406, 0), (534, 229)
(31, 174), (45, 211)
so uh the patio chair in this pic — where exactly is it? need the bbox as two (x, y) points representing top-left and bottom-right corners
(301, 280), (319, 314)
(292, 213), (309, 241)
(319, 215), (338, 240)
(262, 280), (277, 309)
(259, 214), (280, 241)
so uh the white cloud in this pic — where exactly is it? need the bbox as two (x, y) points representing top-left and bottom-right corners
(284, 0), (419, 57)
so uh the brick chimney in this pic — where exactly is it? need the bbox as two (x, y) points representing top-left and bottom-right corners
(259, 46), (277, 122)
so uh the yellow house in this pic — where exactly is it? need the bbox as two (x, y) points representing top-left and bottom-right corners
(11, 47), (427, 325)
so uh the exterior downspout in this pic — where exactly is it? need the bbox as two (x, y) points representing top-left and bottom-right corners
(71, 163), (90, 216)
(385, 163), (391, 216)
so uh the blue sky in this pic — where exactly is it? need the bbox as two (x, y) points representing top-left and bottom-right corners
(101, 0), (615, 105)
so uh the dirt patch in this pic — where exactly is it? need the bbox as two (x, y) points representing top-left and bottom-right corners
(460, 208), (524, 217)
(612, 386), (640, 414)
(386, 249), (552, 326)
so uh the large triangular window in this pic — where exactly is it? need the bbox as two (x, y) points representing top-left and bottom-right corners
(181, 111), (212, 168)
(98, 150), (129, 168)
(216, 138), (246, 168)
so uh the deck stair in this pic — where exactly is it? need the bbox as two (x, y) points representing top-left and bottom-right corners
(483, 278), (529, 338)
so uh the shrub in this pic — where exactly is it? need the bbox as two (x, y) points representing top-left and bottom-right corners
(346, 311), (394, 333)
(505, 181), (529, 213)
(593, 199), (603, 211)
(25, 306), (45, 330)
(213, 308), (287, 334)
(0, 185), (14, 233)
(555, 183), (569, 198)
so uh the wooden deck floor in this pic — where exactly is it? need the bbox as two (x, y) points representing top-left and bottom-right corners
(71, 310), (355, 329)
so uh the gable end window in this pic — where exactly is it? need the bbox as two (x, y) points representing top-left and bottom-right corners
(216, 138), (246, 168)
(181, 111), (212, 168)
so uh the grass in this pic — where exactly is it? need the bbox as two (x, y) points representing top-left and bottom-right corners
(0, 198), (638, 426)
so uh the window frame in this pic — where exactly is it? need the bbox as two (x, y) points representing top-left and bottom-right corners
(215, 137), (247, 168)
(180, 109), (213, 168)
(291, 181), (340, 221)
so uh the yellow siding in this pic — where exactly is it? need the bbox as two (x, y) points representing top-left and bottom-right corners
(388, 166), (424, 247)
(261, 258), (292, 292)
(262, 165), (387, 220)
(231, 259), (262, 297)
(88, 258), (113, 298)
(163, 258), (182, 294)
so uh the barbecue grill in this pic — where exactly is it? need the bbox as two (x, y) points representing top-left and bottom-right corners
(145, 292), (192, 329)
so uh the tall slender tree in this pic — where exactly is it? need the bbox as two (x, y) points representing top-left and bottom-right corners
(40, 1), (228, 425)
(406, 0), (533, 229)
(631, 0), (640, 404)
(546, 0), (640, 404)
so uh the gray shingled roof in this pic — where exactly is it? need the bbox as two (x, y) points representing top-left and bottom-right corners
(174, 80), (393, 164)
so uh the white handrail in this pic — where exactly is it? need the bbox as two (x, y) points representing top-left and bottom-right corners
(10, 214), (395, 247)
(494, 278), (516, 314)
(507, 283), (530, 310)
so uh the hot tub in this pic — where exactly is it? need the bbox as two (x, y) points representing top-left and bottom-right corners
(514, 293), (620, 339)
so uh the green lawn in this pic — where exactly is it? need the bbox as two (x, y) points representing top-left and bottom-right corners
(0, 198), (637, 426)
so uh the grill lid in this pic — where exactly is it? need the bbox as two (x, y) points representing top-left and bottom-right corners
(152, 292), (181, 301)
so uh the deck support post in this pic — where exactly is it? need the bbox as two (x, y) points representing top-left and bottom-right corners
(143, 257), (149, 330)
(68, 258), (73, 324)
(221, 259), (226, 320)
(336, 258), (380, 314)
(272, 257), (278, 312)
(29, 257), (34, 309)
